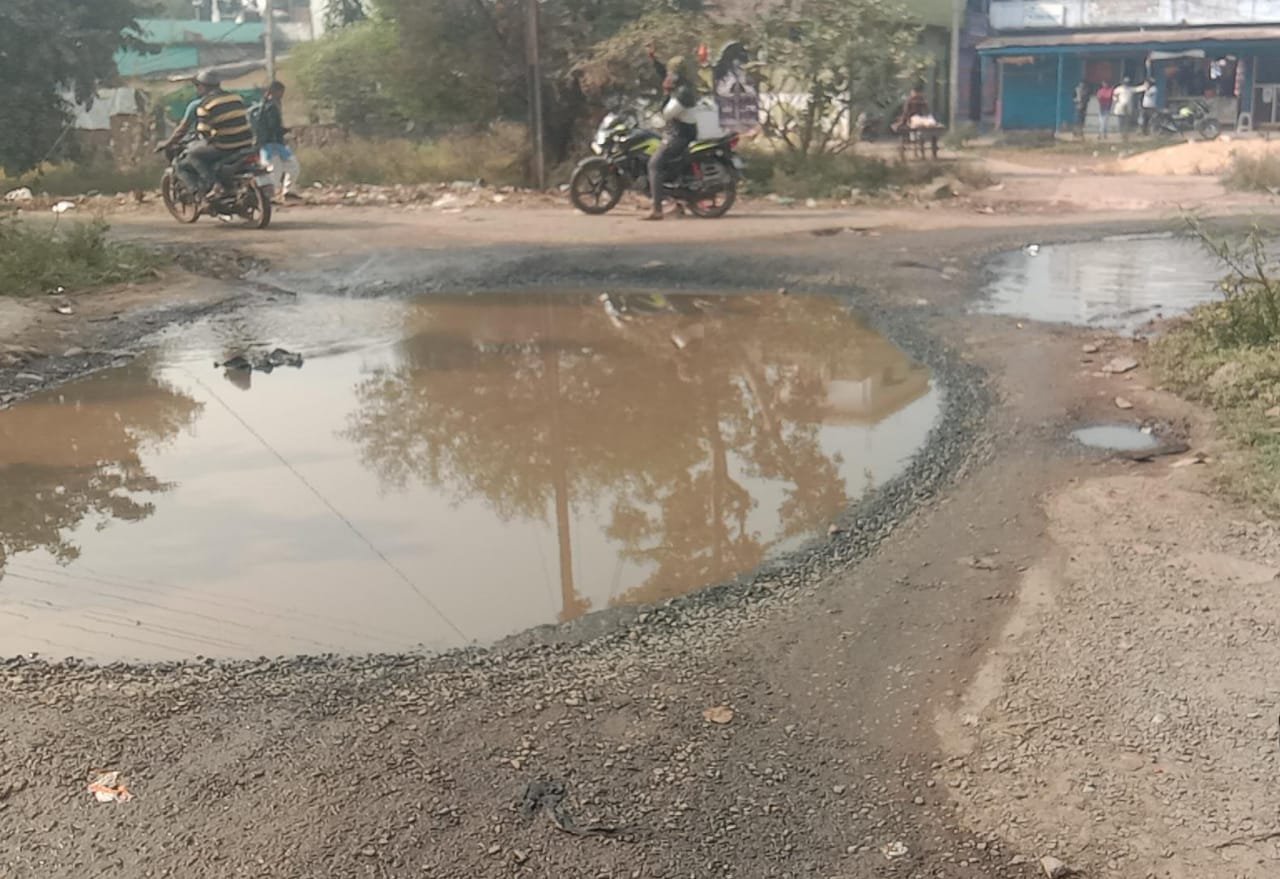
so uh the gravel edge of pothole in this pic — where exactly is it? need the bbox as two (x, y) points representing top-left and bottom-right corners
(0, 247), (993, 694)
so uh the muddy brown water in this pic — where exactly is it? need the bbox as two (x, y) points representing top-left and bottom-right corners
(977, 235), (1224, 333)
(0, 291), (937, 661)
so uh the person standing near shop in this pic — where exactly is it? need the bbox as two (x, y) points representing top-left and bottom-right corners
(1096, 80), (1115, 139)
(1140, 77), (1159, 134)
(1112, 77), (1136, 138)
(1073, 79), (1091, 138)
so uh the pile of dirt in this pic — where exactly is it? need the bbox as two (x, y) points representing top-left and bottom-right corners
(1112, 137), (1280, 176)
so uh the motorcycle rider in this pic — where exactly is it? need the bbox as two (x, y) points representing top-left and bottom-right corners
(644, 46), (699, 221)
(158, 70), (256, 200)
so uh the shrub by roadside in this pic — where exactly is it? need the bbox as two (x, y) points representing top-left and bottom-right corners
(1221, 150), (1280, 192)
(1151, 226), (1280, 511)
(296, 125), (530, 187)
(742, 150), (997, 200)
(0, 215), (162, 297)
(1, 159), (164, 197)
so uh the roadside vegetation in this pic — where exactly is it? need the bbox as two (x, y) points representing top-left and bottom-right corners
(292, 0), (925, 184)
(742, 151), (995, 199)
(0, 159), (163, 197)
(1221, 151), (1280, 192)
(0, 215), (162, 297)
(1152, 224), (1280, 511)
(295, 126), (530, 187)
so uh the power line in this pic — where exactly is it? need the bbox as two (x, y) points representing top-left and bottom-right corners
(182, 368), (470, 645)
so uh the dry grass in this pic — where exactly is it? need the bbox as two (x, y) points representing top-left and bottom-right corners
(1222, 150), (1280, 192)
(1152, 225), (1280, 512)
(296, 125), (531, 186)
(0, 215), (162, 297)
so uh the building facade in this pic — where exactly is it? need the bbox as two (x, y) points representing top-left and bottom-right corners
(977, 0), (1280, 130)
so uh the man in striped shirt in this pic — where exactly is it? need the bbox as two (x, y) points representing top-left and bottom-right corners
(160, 70), (255, 198)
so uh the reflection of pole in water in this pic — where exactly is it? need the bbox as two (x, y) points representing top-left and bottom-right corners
(544, 302), (587, 622)
(705, 387), (727, 572)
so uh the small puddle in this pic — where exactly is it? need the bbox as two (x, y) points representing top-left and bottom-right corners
(1071, 424), (1159, 452)
(0, 291), (938, 661)
(977, 235), (1224, 333)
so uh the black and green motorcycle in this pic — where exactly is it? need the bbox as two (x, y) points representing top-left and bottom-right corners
(568, 111), (743, 218)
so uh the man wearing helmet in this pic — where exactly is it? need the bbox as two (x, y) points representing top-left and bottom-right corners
(643, 45), (700, 221)
(159, 70), (256, 199)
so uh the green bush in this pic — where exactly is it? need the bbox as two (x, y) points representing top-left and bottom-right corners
(0, 159), (164, 197)
(743, 149), (970, 199)
(0, 215), (162, 297)
(297, 126), (531, 186)
(1152, 225), (1280, 512)
(1222, 151), (1280, 192)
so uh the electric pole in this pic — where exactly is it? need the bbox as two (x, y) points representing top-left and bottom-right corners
(264, 0), (276, 83)
(526, 0), (546, 190)
(949, 0), (963, 126)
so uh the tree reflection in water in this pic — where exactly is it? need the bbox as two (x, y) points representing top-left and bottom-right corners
(0, 362), (202, 576)
(344, 292), (930, 622)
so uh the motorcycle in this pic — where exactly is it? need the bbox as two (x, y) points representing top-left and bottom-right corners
(1151, 100), (1221, 141)
(568, 111), (743, 218)
(159, 142), (274, 228)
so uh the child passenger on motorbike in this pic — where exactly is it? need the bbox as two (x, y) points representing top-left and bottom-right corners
(644, 46), (699, 221)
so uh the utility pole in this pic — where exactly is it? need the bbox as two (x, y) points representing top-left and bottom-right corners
(526, 0), (546, 190)
(948, 0), (963, 126)
(263, 0), (276, 83)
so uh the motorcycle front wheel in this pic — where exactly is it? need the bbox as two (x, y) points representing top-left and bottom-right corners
(1197, 118), (1222, 141)
(161, 169), (200, 224)
(569, 158), (625, 215)
(686, 159), (738, 219)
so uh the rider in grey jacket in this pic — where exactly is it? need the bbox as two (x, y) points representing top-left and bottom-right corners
(644, 49), (699, 220)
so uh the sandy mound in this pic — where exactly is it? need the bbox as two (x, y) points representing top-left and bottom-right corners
(1113, 136), (1280, 176)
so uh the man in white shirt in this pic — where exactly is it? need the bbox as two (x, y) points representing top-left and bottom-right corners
(1140, 78), (1159, 134)
(1112, 77), (1136, 137)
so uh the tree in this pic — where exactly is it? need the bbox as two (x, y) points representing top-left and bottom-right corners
(0, 361), (202, 577)
(0, 0), (148, 174)
(339, 293), (925, 624)
(291, 20), (409, 133)
(325, 0), (368, 28)
(750, 0), (922, 156)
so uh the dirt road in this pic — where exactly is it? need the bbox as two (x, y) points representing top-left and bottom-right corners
(2, 179), (1279, 877)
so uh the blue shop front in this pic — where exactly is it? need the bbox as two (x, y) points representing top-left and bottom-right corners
(978, 25), (1280, 132)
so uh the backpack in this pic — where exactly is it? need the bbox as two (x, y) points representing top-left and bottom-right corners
(248, 101), (266, 145)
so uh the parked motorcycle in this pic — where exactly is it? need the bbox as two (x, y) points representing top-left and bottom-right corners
(1151, 100), (1221, 141)
(159, 142), (274, 228)
(569, 111), (742, 218)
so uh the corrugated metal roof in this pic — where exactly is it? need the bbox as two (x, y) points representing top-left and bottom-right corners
(979, 25), (1280, 52)
(133, 18), (265, 45)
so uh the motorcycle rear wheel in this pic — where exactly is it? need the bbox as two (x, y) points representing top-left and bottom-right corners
(1197, 118), (1222, 141)
(686, 159), (737, 219)
(161, 169), (200, 224)
(570, 158), (625, 215)
(238, 181), (273, 229)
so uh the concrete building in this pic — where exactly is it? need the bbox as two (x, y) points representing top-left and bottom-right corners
(976, 0), (1280, 131)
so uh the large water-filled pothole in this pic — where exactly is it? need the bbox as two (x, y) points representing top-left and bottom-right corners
(977, 235), (1224, 333)
(0, 291), (938, 661)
